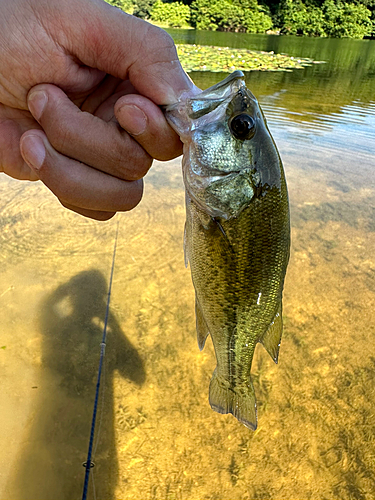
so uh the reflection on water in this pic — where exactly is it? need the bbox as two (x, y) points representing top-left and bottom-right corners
(1, 33), (375, 500)
(169, 30), (375, 124)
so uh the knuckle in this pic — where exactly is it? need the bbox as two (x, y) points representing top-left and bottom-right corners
(41, 97), (79, 153)
(148, 24), (176, 52)
(45, 119), (72, 153)
(126, 157), (153, 181)
(124, 179), (143, 211)
(112, 139), (152, 181)
(154, 137), (183, 162)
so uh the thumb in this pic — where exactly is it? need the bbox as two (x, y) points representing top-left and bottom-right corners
(60, 0), (196, 105)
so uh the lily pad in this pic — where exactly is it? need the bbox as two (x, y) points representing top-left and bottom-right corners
(176, 44), (318, 73)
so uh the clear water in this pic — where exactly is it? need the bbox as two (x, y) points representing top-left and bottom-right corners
(1, 32), (375, 500)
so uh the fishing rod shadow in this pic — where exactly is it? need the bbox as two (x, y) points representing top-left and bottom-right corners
(7, 269), (145, 500)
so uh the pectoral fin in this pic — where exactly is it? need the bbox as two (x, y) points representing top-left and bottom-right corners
(196, 209), (214, 230)
(195, 295), (210, 351)
(261, 304), (283, 364)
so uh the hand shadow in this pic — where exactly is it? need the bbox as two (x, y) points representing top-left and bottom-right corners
(8, 269), (145, 500)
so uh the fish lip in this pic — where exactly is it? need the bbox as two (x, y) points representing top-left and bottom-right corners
(161, 72), (245, 111)
(198, 167), (251, 178)
(197, 71), (245, 98)
(163, 72), (248, 117)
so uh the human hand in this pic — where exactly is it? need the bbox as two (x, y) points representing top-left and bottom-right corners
(0, 0), (197, 219)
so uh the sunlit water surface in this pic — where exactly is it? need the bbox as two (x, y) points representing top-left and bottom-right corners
(1, 33), (375, 500)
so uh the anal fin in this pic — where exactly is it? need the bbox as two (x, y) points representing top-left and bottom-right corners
(261, 303), (283, 364)
(195, 295), (209, 351)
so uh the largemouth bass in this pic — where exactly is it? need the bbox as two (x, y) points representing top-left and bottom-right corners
(165, 71), (290, 430)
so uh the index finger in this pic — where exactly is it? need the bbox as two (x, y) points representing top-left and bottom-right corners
(115, 93), (183, 162)
(61, 3), (197, 104)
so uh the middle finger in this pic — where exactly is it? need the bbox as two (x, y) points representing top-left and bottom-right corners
(27, 84), (152, 181)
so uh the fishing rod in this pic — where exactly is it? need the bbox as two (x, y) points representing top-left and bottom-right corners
(81, 220), (120, 500)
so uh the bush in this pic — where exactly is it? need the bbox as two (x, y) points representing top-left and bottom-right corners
(151, 0), (191, 27)
(323, 0), (373, 38)
(190, 0), (273, 32)
(277, 0), (373, 37)
(133, 0), (156, 18)
(278, 0), (325, 35)
(104, 0), (134, 14)
(242, 5), (275, 33)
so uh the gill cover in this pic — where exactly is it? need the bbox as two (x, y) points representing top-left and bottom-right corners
(165, 71), (280, 220)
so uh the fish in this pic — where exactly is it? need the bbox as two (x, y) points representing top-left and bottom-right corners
(165, 71), (290, 430)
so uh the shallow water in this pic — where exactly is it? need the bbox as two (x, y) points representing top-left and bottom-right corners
(1, 33), (375, 500)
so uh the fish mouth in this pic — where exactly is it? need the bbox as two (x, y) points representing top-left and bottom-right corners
(196, 70), (245, 98)
(200, 167), (250, 179)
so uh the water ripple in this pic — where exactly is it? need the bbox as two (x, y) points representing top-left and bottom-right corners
(0, 170), (184, 273)
(261, 98), (375, 160)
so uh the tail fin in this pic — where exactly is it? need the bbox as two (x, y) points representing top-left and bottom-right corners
(209, 370), (257, 430)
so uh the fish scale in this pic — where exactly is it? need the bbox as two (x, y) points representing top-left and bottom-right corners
(165, 71), (290, 430)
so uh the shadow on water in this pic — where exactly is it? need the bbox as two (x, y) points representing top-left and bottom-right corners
(7, 269), (145, 500)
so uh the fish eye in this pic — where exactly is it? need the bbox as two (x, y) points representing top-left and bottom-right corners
(229, 113), (256, 140)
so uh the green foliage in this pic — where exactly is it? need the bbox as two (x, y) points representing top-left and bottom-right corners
(323, 0), (373, 38)
(133, 0), (156, 18)
(105, 0), (374, 38)
(104, 0), (134, 13)
(151, 0), (191, 26)
(190, 0), (273, 32)
(277, 0), (373, 37)
(278, 0), (325, 35)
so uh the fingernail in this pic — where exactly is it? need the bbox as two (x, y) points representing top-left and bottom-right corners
(118, 104), (147, 136)
(21, 135), (46, 170)
(28, 90), (48, 121)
